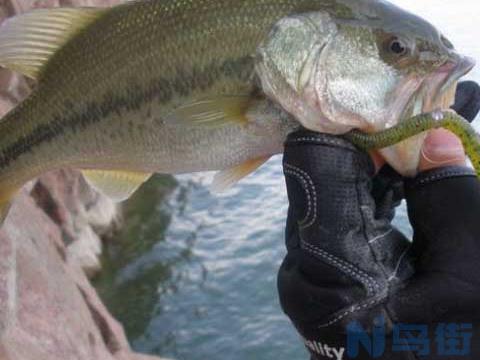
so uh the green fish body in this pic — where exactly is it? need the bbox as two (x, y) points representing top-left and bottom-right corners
(0, 0), (325, 207)
(0, 0), (476, 222)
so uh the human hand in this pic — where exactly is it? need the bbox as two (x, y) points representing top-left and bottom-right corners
(278, 81), (480, 359)
(420, 81), (480, 171)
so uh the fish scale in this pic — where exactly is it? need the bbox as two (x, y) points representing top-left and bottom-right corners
(0, 1), (314, 176)
(0, 0), (476, 224)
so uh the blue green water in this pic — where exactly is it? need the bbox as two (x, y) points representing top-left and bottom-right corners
(95, 159), (306, 359)
(93, 1), (480, 359)
(94, 157), (412, 360)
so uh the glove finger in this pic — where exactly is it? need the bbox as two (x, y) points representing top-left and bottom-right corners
(371, 165), (404, 221)
(394, 168), (480, 323)
(451, 81), (480, 122)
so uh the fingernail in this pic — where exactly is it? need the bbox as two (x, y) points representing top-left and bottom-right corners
(420, 129), (466, 170)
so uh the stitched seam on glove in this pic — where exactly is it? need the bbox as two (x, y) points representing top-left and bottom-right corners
(387, 244), (412, 283)
(360, 202), (408, 285)
(367, 228), (393, 244)
(318, 293), (388, 328)
(284, 163), (318, 228)
(407, 167), (475, 189)
(417, 170), (475, 184)
(301, 239), (381, 296)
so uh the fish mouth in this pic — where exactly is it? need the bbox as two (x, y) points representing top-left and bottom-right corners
(401, 56), (476, 121)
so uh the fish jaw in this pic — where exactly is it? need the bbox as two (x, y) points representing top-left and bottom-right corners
(379, 56), (476, 176)
(378, 134), (428, 176)
(368, 73), (426, 176)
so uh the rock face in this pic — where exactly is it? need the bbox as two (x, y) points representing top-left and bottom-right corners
(0, 187), (160, 360)
(0, 1), (169, 360)
(30, 170), (118, 277)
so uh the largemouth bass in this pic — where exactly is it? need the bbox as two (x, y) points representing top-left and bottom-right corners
(0, 0), (474, 222)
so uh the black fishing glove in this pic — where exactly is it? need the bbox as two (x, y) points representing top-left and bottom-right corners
(278, 81), (480, 360)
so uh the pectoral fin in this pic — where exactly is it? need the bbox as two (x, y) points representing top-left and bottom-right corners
(168, 95), (251, 128)
(82, 170), (151, 202)
(211, 156), (270, 192)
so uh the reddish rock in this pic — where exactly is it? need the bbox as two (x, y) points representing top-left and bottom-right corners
(0, 1), (171, 360)
(30, 169), (119, 276)
(0, 190), (169, 360)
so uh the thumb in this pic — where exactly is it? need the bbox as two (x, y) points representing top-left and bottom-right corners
(418, 129), (466, 172)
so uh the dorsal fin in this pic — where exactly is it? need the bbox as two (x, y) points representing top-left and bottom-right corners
(0, 7), (105, 79)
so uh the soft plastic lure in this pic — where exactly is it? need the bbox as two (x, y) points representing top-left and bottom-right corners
(344, 111), (480, 176)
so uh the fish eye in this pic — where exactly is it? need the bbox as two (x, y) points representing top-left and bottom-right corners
(388, 37), (408, 56)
